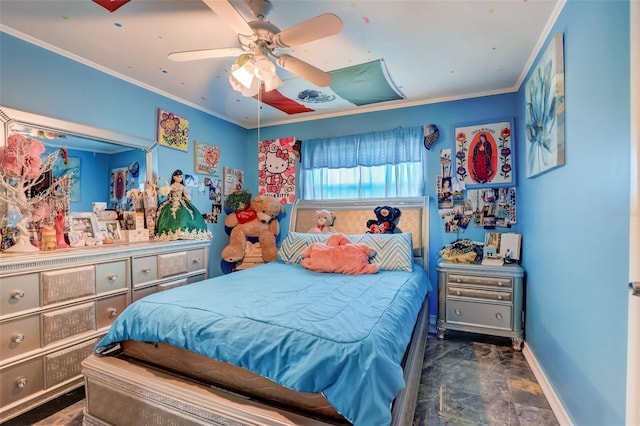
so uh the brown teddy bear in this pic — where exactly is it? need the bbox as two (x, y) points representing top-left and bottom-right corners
(300, 233), (378, 275)
(221, 195), (284, 263)
(307, 209), (337, 234)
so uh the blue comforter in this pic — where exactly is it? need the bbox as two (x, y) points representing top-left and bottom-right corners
(96, 262), (431, 426)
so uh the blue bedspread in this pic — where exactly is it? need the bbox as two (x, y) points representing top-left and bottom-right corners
(96, 262), (431, 426)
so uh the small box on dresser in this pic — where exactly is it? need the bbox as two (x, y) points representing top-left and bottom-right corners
(436, 261), (525, 350)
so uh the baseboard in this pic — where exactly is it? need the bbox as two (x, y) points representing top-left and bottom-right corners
(523, 343), (573, 426)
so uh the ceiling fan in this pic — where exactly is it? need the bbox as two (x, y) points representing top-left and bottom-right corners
(168, 0), (343, 92)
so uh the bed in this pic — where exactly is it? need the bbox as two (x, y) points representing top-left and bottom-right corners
(81, 197), (431, 426)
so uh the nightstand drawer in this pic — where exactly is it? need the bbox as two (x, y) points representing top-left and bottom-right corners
(446, 300), (512, 330)
(447, 273), (512, 289)
(448, 286), (512, 302)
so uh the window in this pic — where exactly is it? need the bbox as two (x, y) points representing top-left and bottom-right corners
(301, 127), (424, 199)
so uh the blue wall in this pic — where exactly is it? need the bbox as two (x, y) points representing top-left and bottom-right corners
(516, 1), (630, 424)
(0, 1), (633, 422)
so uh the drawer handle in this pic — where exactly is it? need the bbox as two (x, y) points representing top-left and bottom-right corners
(496, 313), (503, 320)
(12, 333), (25, 344)
(456, 277), (461, 283)
(497, 281), (504, 286)
(456, 290), (461, 295)
(141, 267), (152, 273)
(107, 274), (118, 281)
(192, 258), (201, 264)
(16, 377), (28, 389)
(497, 295), (503, 300)
(108, 308), (118, 318)
(454, 309), (461, 316)
(11, 289), (25, 300)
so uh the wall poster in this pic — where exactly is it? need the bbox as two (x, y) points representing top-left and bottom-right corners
(454, 119), (514, 188)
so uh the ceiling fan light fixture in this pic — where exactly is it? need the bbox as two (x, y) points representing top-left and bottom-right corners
(231, 59), (257, 89)
(253, 54), (276, 81)
(263, 73), (283, 92)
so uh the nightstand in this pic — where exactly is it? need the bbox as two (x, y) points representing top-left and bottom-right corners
(436, 261), (525, 350)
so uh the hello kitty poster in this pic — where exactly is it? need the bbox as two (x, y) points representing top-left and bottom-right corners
(257, 137), (296, 204)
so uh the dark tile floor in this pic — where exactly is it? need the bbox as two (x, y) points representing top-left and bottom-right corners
(4, 330), (558, 426)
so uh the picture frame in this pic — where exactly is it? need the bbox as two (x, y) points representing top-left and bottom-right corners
(223, 167), (244, 195)
(525, 33), (565, 178)
(98, 220), (121, 241)
(194, 141), (220, 175)
(68, 212), (100, 246)
(157, 109), (189, 152)
(453, 118), (515, 188)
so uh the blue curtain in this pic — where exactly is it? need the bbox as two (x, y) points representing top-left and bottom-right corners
(301, 127), (424, 199)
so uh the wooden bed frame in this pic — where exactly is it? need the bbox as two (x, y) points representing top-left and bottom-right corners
(81, 197), (430, 426)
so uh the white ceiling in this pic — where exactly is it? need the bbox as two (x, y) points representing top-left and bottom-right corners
(0, 0), (562, 129)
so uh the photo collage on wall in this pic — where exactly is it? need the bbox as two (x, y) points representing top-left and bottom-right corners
(437, 147), (517, 233)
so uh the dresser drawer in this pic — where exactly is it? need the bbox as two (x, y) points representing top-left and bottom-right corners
(42, 302), (96, 346)
(42, 266), (95, 305)
(157, 252), (187, 279)
(446, 300), (512, 330)
(187, 273), (206, 284)
(187, 249), (205, 272)
(0, 357), (44, 407)
(447, 273), (512, 289)
(96, 261), (127, 294)
(157, 278), (188, 292)
(96, 294), (127, 329)
(132, 256), (157, 286)
(447, 286), (512, 302)
(0, 314), (41, 361)
(132, 286), (157, 301)
(44, 338), (97, 388)
(1, 273), (39, 317)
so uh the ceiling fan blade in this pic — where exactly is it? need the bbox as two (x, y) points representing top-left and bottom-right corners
(272, 13), (342, 48)
(168, 47), (245, 62)
(202, 0), (255, 36)
(276, 54), (332, 87)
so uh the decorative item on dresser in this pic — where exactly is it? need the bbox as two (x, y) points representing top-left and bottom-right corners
(437, 261), (525, 350)
(0, 239), (209, 423)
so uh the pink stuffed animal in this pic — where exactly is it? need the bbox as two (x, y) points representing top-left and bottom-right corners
(300, 233), (378, 275)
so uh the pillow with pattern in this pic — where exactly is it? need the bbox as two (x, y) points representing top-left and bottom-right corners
(278, 232), (331, 264)
(350, 233), (414, 272)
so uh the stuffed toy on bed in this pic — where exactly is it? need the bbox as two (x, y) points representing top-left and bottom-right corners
(366, 205), (402, 234)
(307, 209), (337, 234)
(300, 233), (378, 275)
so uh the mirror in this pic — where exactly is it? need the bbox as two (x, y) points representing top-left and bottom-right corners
(0, 105), (157, 214)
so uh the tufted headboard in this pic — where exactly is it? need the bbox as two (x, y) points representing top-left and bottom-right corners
(288, 197), (429, 273)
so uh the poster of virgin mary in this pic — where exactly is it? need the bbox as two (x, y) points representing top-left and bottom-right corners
(454, 120), (514, 188)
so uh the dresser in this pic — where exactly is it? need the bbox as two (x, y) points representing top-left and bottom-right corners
(436, 261), (525, 350)
(0, 239), (209, 423)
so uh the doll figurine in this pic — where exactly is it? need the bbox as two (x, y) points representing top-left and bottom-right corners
(155, 169), (212, 241)
(54, 209), (69, 248)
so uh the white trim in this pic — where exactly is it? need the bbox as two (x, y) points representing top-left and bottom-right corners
(523, 343), (573, 426)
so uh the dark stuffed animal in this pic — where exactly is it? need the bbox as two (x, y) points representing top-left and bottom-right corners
(366, 206), (402, 234)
